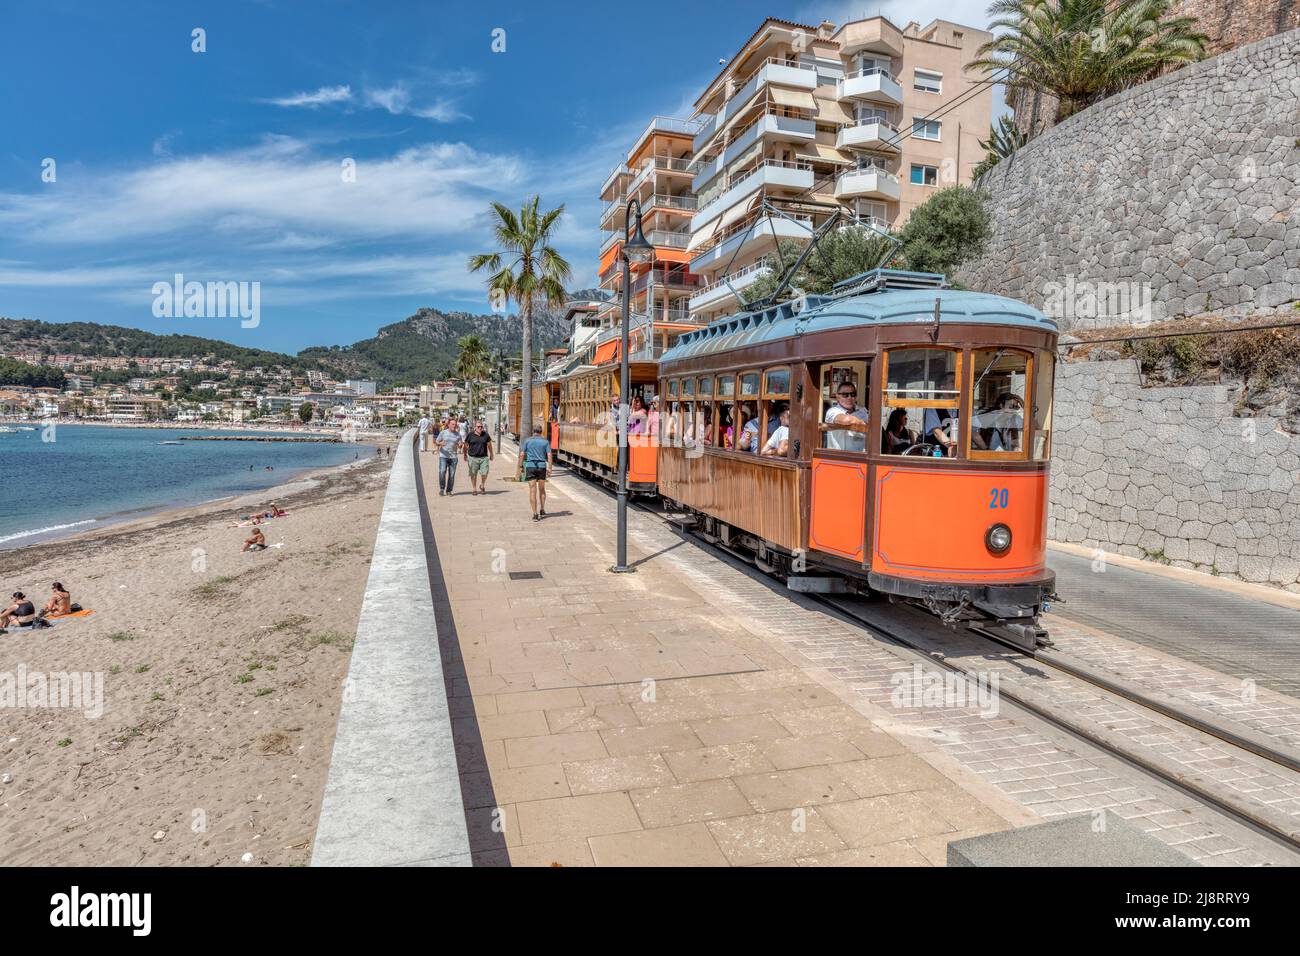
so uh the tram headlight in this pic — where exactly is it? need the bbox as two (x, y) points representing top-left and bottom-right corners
(986, 523), (1012, 554)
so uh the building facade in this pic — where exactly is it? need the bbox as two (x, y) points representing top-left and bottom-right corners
(681, 16), (992, 324)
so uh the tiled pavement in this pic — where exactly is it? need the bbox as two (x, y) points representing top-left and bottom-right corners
(418, 446), (1297, 866)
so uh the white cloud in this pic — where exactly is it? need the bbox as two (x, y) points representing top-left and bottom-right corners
(364, 82), (466, 122)
(263, 84), (355, 108)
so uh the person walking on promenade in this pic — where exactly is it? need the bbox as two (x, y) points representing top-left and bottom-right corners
(417, 412), (431, 452)
(518, 424), (552, 521)
(435, 419), (463, 496)
(463, 420), (494, 495)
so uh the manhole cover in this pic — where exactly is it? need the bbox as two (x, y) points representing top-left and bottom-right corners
(508, 571), (543, 580)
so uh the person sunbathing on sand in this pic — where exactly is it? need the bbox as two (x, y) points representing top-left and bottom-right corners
(42, 582), (71, 617)
(270, 503), (285, 517)
(242, 527), (266, 552)
(0, 591), (37, 630)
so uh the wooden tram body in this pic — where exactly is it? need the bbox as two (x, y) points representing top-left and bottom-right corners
(506, 386), (523, 441)
(655, 271), (1058, 643)
(554, 361), (658, 492)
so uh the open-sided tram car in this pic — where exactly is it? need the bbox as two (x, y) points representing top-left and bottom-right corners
(654, 270), (1057, 646)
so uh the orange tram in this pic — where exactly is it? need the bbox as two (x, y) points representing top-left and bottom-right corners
(511, 270), (1058, 646)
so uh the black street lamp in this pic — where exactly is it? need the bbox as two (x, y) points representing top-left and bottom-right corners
(611, 198), (655, 574)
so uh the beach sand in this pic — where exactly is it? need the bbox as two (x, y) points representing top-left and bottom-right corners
(0, 453), (394, 866)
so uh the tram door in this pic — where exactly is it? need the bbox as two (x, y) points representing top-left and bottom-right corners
(808, 360), (872, 563)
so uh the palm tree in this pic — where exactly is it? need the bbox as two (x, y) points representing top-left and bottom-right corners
(455, 333), (491, 422)
(972, 115), (1029, 179)
(467, 196), (571, 438)
(973, 0), (1208, 124)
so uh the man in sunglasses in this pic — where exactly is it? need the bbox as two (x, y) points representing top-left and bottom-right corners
(824, 380), (868, 452)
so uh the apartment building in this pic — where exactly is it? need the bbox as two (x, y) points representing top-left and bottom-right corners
(683, 16), (992, 324)
(593, 115), (707, 363)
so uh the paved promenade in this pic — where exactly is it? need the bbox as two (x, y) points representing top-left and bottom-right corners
(412, 441), (1300, 867)
(414, 443), (1038, 866)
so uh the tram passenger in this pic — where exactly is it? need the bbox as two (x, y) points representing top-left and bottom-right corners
(761, 406), (791, 457)
(647, 398), (660, 440)
(923, 371), (959, 456)
(824, 382), (867, 451)
(738, 405), (760, 453)
(881, 408), (915, 454)
(628, 395), (647, 436)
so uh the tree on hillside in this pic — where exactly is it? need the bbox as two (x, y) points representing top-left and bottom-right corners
(299, 402), (314, 424)
(467, 196), (571, 437)
(973, 0), (1208, 125)
(742, 225), (900, 308)
(455, 333), (491, 423)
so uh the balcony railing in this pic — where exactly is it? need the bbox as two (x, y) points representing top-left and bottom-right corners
(734, 55), (818, 90)
(838, 166), (899, 185)
(692, 256), (774, 297)
(647, 230), (690, 248)
(694, 158), (813, 214)
(691, 210), (814, 258)
(843, 66), (895, 82)
(644, 193), (698, 212)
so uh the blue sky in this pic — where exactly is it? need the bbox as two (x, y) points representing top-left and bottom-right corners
(0, 0), (999, 354)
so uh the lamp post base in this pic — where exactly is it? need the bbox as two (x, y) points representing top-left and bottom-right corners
(608, 564), (637, 574)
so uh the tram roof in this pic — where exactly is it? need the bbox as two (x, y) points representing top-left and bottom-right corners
(660, 272), (1056, 363)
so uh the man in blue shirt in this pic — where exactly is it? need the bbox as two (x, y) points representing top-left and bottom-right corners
(922, 370), (959, 456)
(518, 424), (553, 521)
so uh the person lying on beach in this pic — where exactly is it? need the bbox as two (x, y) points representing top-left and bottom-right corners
(242, 528), (266, 552)
(0, 591), (37, 630)
(42, 582), (71, 617)
(270, 503), (285, 517)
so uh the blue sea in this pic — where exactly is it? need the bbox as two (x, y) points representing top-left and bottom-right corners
(0, 424), (377, 548)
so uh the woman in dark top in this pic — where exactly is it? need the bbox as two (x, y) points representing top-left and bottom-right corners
(0, 591), (36, 630)
(881, 408), (916, 455)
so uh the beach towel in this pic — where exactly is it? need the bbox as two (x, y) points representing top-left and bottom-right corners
(46, 609), (95, 620)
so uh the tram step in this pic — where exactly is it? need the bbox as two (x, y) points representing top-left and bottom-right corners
(787, 575), (848, 594)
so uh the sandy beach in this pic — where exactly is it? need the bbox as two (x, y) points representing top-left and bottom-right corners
(0, 452), (394, 866)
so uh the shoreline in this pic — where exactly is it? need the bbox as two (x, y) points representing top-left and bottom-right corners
(0, 448), (394, 557)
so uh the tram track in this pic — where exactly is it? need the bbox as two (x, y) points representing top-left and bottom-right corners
(604, 487), (1300, 856)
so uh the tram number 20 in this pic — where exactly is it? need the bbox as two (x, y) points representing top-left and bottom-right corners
(988, 488), (1010, 509)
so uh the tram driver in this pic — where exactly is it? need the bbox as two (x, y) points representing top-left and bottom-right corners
(824, 380), (868, 451)
(923, 371), (959, 456)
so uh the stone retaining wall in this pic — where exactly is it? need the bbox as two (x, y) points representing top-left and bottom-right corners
(1050, 360), (1300, 591)
(956, 29), (1300, 328)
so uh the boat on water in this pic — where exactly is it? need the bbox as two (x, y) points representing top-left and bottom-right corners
(0, 426), (17, 433)
(15, 426), (36, 431)
(159, 440), (183, 445)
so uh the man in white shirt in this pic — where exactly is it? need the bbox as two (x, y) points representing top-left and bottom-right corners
(417, 414), (431, 452)
(761, 407), (791, 457)
(823, 382), (868, 452)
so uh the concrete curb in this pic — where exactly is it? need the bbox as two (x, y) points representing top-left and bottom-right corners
(1048, 540), (1300, 612)
(312, 429), (471, 867)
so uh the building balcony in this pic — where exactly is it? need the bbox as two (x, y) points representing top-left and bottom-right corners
(600, 164), (630, 201)
(647, 230), (690, 249)
(688, 257), (774, 312)
(691, 159), (814, 233)
(834, 19), (904, 60)
(834, 166), (901, 201)
(690, 211), (812, 273)
(836, 119), (901, 152)
(693, 113), (817, 196)
(643, 193), (698, 214)
(598, 195), (628, 230)
(837, 68), (903, 106)
(693, 57), (819, 153)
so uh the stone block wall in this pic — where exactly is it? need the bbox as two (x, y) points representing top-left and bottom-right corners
(1050, 360), (1300, 591)
(957, 29), (1300, 328)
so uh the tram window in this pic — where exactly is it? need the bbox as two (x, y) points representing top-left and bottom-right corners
(739, 371), (760, 400)
(761, 366), (791, 441)
(696, 377), (714, 444)
(882, 347), (961, 457)
(820, 361), (869, 452)
(969, 349), (1028, 458)
(668, 379), (679, 399)
(716, 375), (736, 449)
(1032, 351), (1054, 460)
